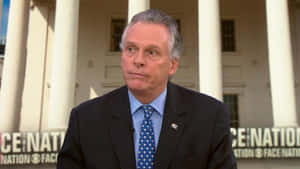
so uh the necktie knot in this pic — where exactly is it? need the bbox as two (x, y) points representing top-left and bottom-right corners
(142, 105), (154, 119)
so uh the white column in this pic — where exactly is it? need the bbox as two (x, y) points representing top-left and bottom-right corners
(47, 0), (80, 129)
(128, 0), (150, 22)
(0, 0), (30, 132)
(266, 0), (298, 127)
(198, 0), (223, 100)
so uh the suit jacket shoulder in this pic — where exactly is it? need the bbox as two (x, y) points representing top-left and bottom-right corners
(164, 82), (236, 169)
(73, 85), (129, 114)
(167, 82), (225, 116)
(57, 85), (133, 169)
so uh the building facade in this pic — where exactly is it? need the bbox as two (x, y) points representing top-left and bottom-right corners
(0, 0), (299, 168)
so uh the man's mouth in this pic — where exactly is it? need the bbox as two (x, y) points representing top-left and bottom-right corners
(128, 72), (147, 78)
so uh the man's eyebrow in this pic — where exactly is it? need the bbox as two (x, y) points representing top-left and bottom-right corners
(145, 45), (160, 50)
(124, 41), (161, 50)
(124, 41), (137, 46)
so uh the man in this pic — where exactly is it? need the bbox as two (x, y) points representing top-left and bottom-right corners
(57, 9), (237, 169)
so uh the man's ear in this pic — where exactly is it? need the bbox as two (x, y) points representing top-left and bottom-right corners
(169, 58), (178, 76)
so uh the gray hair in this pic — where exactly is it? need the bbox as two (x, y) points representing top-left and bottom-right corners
(120, 9), (183, 60)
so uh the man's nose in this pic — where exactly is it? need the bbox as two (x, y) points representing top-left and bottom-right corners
(133, 50), (145, 67)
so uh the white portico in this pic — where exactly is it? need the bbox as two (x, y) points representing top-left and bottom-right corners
(0, 0), (299, 169)
(0, 0), (298, 132)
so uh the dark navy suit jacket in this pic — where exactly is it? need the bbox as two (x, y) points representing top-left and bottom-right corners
(57, 82), (237, 169)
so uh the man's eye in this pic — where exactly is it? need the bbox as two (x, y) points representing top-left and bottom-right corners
(125, 47), (136, 55)
(127, 47), (134, 52)
(147, 50), (158, 57)
(149, 50), (156, 55)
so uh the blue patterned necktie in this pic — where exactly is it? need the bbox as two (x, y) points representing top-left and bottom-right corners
(137, 105), (155, 169)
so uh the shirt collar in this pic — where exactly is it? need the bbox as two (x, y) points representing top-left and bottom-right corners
(128, 88), (167, 117)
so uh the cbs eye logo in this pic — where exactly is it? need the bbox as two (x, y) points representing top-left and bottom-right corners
(31, 154), (40, 164)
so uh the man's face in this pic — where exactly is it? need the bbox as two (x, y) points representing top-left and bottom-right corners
(121, 22), (178, 97)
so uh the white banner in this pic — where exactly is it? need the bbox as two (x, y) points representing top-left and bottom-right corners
(0, 131), (65, 165)
(0, 128), (300, 165)
(231, 128), (300, 159)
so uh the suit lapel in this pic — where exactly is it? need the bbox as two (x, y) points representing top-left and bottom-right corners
(110, 86), (137, 169)
(154, 83), (187, 169)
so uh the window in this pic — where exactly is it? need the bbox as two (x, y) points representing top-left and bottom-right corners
(175, 19), (181, 33)
(221, 20), (236, 52)
(110, 18), (126, 52)
(223, 94), (239, 128)
(0, 0), (10, 56)
(0, 39), (5, 55)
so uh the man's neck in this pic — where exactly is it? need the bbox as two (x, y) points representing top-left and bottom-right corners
(129, 86), (167, 104)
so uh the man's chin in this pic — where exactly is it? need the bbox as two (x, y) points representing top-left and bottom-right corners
(127, 85), (147, 92)
(126, 83), (148, 93)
